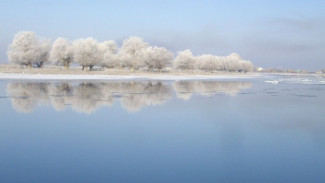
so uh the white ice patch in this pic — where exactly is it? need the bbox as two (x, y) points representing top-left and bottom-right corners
(278, 77), (325, 85)
(265, 80), (279, 84)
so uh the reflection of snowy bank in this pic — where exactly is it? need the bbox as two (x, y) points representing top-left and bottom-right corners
(173, 81), (252, 100)
(7, 81), (252, 114)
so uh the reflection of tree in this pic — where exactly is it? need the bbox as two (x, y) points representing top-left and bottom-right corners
(173, 81), (252, 100)
(49, 83), (115, 113)
(195, 81), (252, 96)
(71, 83), (105, 114)
(97, 83), (115, 107)
(7, 80), (251, 114)
(120, 82), (172, 112)
(7, 83), (49, 113)
(173, 81), (196, 100)
(49, 83), (73, 111)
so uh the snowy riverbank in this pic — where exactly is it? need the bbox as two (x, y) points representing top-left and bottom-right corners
(0, 73), (261, 81)
(0, 65), (262, 80)
(1, 65), (323, 81)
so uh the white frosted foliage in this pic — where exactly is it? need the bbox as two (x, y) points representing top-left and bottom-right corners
(73, 37), (101, 70)
(174, 49), (196, 70)
(8, 31), (41, 67)
(7, 31), (255, 72)
(50, 38), (74, 69)
(36, 38), (51, 68)
(99, 40), (118, 68)
(141, 46), (174, 71)
(118, 36), (149, 69)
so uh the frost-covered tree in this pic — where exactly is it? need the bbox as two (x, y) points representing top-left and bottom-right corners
(118, 36), (149, 69)
(8, 31), (255, 72)
(224, 53), (254, 72)
(73, 37), (101, 70)
(35, 38), (51, 68)
(7, 31), (40, 67)
(141, 46), (173, 71)
(194, 52), (254, 72)
(196, 54), (223, 72)
(50, 38), (74, 69)
(238, 60), (254, 72)
(118, 53), (136, 69)
(174, 49), (196, 70)
(99, 40), (118, 68)
(7, 31), (51, 68)
(227, 52), (242, 61)
(120, 36), (149, 55)
(225, 53), (242, 72)
(197, 55), (213, 71)
(216, 56), (227, 70)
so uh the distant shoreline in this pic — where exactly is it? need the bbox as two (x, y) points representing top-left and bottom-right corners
(0, 64), (323, 81)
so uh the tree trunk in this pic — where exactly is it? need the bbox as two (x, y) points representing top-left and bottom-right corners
(89, 65), (94, 71)
(64, 63), (69, 70)
(36, 61), (44, 68)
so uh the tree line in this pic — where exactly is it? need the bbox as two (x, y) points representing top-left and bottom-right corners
(7, 31), (254, 72)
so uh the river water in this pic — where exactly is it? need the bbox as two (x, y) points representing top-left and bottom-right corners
(0, 74), (324, 183)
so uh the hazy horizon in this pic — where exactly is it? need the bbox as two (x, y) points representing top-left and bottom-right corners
(1, 0), (324, 71)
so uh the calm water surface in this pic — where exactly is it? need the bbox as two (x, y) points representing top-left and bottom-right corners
(0, 74), (324, 183)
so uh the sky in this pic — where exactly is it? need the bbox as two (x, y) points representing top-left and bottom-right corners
(0, 0), (324, 70)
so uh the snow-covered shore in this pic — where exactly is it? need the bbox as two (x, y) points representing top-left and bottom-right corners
(0, 73), (261, 81)
(1, 65), (322, 81)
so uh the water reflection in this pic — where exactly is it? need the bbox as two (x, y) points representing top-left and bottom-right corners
(173, 81), (252, 100)
(7, 83), (50, 113)
(7, 81), (252, 113)
(119, 82), (172, 112)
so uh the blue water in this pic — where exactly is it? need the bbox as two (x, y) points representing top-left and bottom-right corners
(0, 74), (324, 183)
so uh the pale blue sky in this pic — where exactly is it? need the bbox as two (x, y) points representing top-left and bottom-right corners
(1, 0), (324, 70)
